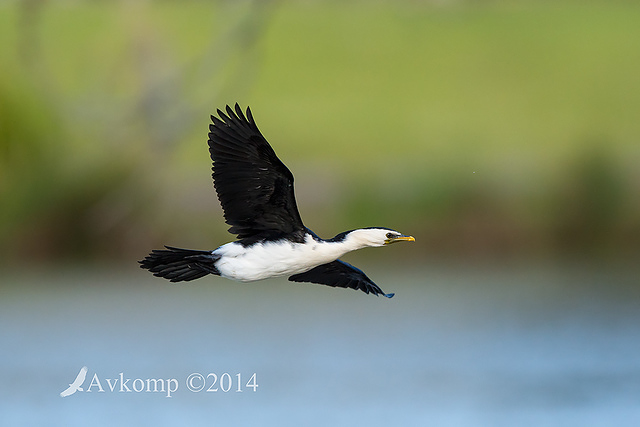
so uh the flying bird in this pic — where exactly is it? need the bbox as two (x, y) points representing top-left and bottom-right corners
(60, 366), (88, 397)
(139, 104), (414, 297)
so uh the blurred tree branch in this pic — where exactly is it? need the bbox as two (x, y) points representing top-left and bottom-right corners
(4, 0), (277, 260)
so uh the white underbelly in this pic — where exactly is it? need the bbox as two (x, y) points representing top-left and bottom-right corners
(213, 238), (343, 282)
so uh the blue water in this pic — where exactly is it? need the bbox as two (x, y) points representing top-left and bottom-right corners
(1, 262), (639, 426)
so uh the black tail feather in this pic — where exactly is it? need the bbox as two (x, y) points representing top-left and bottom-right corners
(139, 246), (220, 282)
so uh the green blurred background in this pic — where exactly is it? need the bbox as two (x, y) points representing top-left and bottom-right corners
(1, 0), (639, 265)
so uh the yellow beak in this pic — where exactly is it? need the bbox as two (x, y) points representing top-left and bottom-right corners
(385, 235), (415, 245)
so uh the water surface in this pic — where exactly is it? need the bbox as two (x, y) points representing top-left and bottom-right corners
(1, 262), (639, 426)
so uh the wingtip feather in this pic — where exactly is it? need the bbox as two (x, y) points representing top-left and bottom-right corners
(226, 104), (235, 118)
(234, 103), (245, 120)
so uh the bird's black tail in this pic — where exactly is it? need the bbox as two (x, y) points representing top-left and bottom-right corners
(139, 246), (220, 282)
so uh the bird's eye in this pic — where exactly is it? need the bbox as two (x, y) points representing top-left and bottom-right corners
(386, 232), (395, 239)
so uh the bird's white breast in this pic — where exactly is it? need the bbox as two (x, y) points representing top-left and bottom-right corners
(213, 234), (346, 282)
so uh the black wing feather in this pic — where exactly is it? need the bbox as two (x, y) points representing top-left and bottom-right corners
(288, 260), (394, 298)
(208, 104), (305, 240)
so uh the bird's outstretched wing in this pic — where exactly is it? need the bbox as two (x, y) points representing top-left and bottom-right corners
(72, 366), (88, 387)
(288, 260), (394, 298)
(60, 386), (75, 398)
(208, 104), (305, 240)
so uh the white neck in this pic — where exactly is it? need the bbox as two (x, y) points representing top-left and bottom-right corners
(320, 229), (384, 259)
(337, 230), (381, 251)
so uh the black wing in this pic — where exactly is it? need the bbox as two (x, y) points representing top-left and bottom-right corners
(208, 104), (305, 240)
(288, 260), (394, 298)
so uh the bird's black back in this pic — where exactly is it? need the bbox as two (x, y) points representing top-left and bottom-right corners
(208, 104), (305, 241)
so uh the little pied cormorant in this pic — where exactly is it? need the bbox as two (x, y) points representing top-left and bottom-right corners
(139, 104), (415, 298)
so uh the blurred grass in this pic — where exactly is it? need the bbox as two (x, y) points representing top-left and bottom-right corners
(0, 0), (639, 263)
